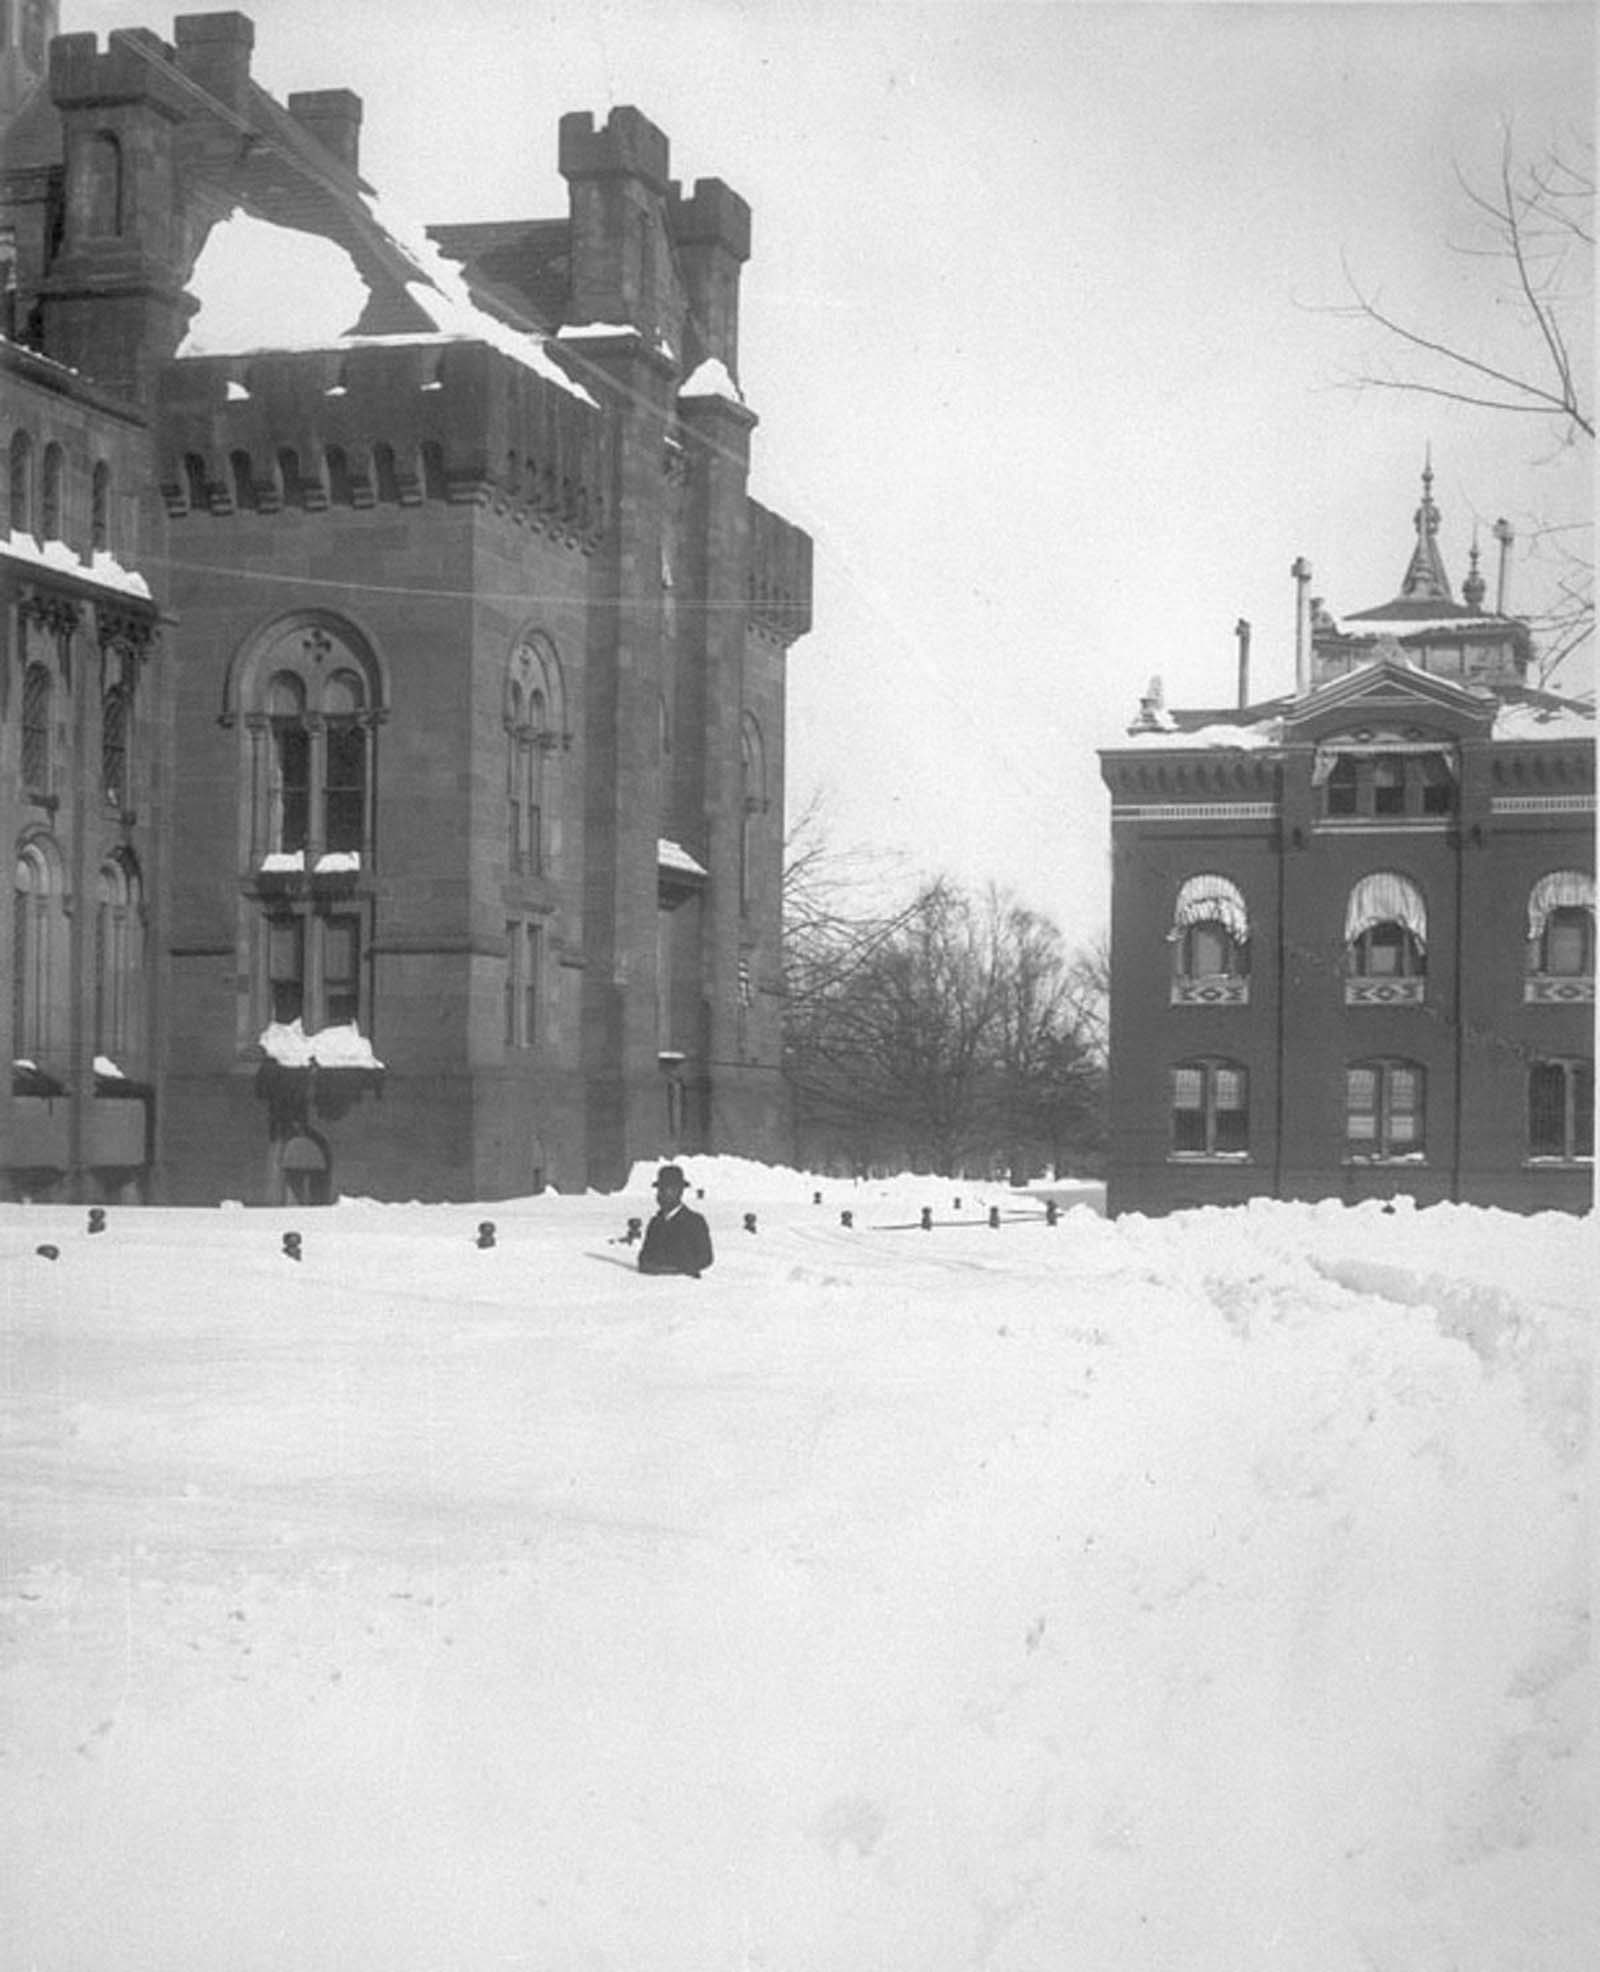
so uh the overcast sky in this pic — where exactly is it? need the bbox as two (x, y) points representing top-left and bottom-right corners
(68, 0), (1597, 940)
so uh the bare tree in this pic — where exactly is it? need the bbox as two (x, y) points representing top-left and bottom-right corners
(783, 836), (1105, 1179)
(1335, 132), (1593, 689)
(1339, 134), (1591, 442)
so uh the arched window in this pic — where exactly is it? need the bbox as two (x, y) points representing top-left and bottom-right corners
(91, 461), (111, 553)
(21, 662), (51, 792)
(1345, 872), (1426, 997)
(102, 677), (131, 810)
(1527, 1059), (1594, 1163)
(231, 617), (383, 1042)
(94, 853), (144, 1060)
(1346, 1059), (1425, 1160)
(41, 442), (64, 541)
(267, 671), (311, 855)
(230, 451), (257, 512)
(740, 713), (767, 917)
(1170, 1058), (1249, 1157)
(10, 428), (33, 535)
(13, 838), (65, 1065)
(83, 132), (123, 237)
(1527, 872), (1595, 980)
(184, 452), (208, 512)
(321, 669), (367, 854)
(506, 634), (565, 878)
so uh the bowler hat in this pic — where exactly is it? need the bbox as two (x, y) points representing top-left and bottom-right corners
(654, 1165), (687, 1189)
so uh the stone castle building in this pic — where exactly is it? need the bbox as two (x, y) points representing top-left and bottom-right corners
(2, 8), (812, 1202)
(1099, 464), (1594, 1217)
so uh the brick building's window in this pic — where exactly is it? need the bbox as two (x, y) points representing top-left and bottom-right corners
(1527, 1059), (1594, 1163)
(1317, 748), (1456, 819)
(1346, 1060), (1425, 1159)
(1171, 1059), (1249, 1156)
(1169, 874), (1249, 1002)
(1345, 872), (1427, 1001)
(1527, 873), (1594, 979)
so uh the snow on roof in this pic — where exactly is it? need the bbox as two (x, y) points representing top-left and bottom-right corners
(1121, 718), (1283, 750)
(679, 357), (746, 405)
(176, 207), (597, 408)
(1492, 699), (1595, 743)
(258, 1020), (385, 1070)
(658, 838), (709, 876)
(3, 529), (153, 599)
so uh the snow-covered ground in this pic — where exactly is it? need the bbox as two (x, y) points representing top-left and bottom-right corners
(2, 1163), (1591, 1972)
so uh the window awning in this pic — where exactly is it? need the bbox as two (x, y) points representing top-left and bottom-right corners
(1527, 869), (1595, 942)
(1312, 742), (1456, 786)
(1345, 871), (1427, 949)
(1168, 874), (1249, 944)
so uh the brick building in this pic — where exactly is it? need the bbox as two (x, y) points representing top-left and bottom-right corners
(1099, 465), (1594, 1217)
(2, 8), (812, 1203)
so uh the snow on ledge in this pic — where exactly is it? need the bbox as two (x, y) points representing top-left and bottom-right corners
(4, 530), (153, 599)
(1492, 701), (1595, 742)
(93, 1055), (125, 1080)
(1122, 719), (1283, 750)
(658, 837), (708, 876)
(258, 1020), (385, 1070)
(679, 357), (746, 405)
(176, 207), (597, 410)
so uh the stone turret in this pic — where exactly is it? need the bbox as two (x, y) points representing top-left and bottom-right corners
(668, 176), (750, 380)
(558, 106), (676, 341)
(35, 26), (197, 399)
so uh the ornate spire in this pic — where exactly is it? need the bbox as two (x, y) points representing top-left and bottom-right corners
(1398, 452), (1454, 603)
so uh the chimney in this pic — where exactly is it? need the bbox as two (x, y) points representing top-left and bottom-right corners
(1492, 517), (1515, 614)
(289, 89), (364, 174)
(1235, 618), (1251, 709)
(1291, 557), (1313, 697)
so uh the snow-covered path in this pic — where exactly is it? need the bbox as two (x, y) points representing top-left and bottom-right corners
(2, 1172), (1591, 1971)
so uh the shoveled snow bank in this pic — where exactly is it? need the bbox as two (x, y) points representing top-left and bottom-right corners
(1, 1180), (1589, 1972)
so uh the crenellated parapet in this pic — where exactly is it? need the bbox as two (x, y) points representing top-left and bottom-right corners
(746, 498), (812, 644)
(156, 340), (606, 547)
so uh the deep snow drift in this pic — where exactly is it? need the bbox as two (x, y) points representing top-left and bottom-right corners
(1, 1166), (1591, 1971)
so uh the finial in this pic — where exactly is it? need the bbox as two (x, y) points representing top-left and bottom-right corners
(1462, 532), (1486, 611)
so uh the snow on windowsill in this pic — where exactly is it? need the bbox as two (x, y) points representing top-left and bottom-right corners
(258, 1020), (384, 1071)
(259, 852), (361, 874)
(93, 1055), (125, 1080)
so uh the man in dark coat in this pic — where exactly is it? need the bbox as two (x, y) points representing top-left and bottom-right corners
(637, 1165), (714, 1277)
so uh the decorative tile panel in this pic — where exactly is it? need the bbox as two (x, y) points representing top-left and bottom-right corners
(1344, 977), (1426, 1007)
(1523, 977), (1595, 1005)
(1171, 977), (1250, 1006)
